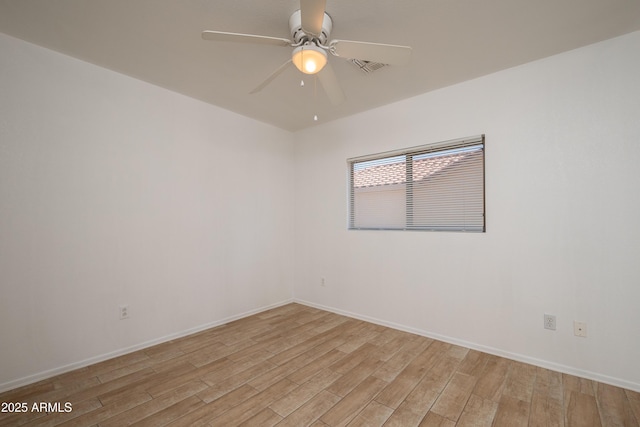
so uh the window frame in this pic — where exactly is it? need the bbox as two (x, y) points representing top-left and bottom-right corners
(347, 135), (485, 232)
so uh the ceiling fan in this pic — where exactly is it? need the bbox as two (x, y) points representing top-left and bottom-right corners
(201, 0), (412, 105)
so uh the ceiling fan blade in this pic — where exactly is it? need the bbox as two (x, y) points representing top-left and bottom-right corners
(249, 59), (293, 94)
(317, 62), (345, 105)
(202, 31), (291, 47)
(330, 40), (412, 65)
(300, 0), (326, 37)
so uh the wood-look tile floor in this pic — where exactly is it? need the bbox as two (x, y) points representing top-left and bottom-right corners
(1, 303), (639, 426)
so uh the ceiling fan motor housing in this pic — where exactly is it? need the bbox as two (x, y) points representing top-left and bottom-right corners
(289, 10), (332, 45)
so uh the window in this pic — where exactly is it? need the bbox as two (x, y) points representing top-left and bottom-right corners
(348, 135), (485, 232)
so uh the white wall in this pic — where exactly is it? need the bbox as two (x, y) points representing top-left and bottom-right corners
(293, 31), (640, 391)
(0, 33), (294, 390)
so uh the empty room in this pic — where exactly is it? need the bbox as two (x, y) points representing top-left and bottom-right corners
(1, 0), (639, 425)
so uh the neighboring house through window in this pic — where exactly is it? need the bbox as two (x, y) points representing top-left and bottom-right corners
(348, 135), (485, 232)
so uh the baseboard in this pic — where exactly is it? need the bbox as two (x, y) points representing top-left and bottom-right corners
(295, 298), (640, 393)
(0, 298), (294, 394)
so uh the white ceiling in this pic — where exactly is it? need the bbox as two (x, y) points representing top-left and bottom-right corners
(1, 0), (639, 131)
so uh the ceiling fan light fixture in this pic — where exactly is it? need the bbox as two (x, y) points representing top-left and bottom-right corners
(292, 44), (327, 74)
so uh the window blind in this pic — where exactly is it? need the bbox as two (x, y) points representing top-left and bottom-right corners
(348, 135), (485, 232)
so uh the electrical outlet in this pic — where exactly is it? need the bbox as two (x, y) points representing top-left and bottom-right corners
(119, 305), (130, 320)
(544, 314), (556, 330)
(321, 277), (326, 287)
(574, 321), (587, 337)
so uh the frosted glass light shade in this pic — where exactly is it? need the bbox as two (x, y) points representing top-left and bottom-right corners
(292, 45), (327, 74)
